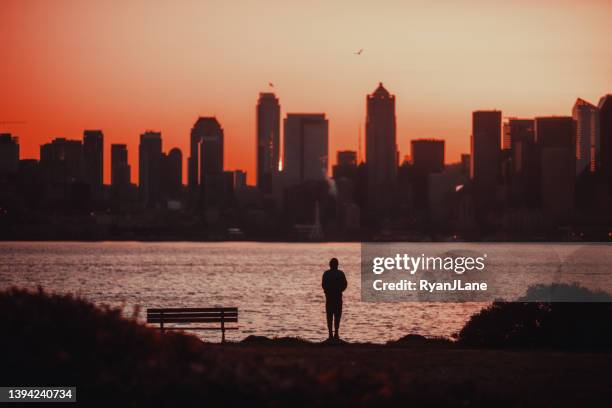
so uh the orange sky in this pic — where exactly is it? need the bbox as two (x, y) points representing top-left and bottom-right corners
(1, 0), (611, 185)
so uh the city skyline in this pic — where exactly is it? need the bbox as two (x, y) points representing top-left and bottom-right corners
(2, 90), (611, 187)
(1, 0), (610, 184)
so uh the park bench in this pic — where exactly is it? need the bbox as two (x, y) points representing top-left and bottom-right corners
(146, 307), (238, 342)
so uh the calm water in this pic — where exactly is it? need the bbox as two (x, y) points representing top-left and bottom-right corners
(3, 242), (610, 343)
(0, 241), (488, 343)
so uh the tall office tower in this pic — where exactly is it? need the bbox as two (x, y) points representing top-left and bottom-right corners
(83, 130), (104, 193)
(573, 99), (599, 174)
(188, 117), (224, 191)
(470, 111), (501, 200)
(256, 92), (280, 194)
(332, 150), (358, 179)
(110, 144), (131, 188)
(505, 118), (534, 152)
(138, 131), (162, 208)
(535, 116), (575, 218)
(502, 122), (512, 150)
(411, 139), (445, 174)
(161, 148), (182, 199)
(366, 83), (397, 211)
(282, 113), (329, 187)
(410, 139), (445, 212)
(40, 138), (83, 183)
(506, 118), (538, 207)
(460, 154), (471, 174)
(0, 133), (19, 175)
(598, 95), (612, 181)
(535, 117), (575, 148)
(508, 119), (535, 151)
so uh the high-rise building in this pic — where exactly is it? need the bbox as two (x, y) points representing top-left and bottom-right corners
(573, 98), (599, 174)
(0, 133), (19, 175)
(470, 110), (501, 198)
(83, 130), (103, 193)
(366, 83), (397, 211)
(188, 117), (227, 207)
(138, 131), (162, 208)
(40, 138), (83, 184)
(161, 148), (182, 199)
(188, 117), (224, 191)
(460, 154), (470, 174)
(411, 139), (445, 174)
(598, 95), (612, 180)
(110, 144), (131, 204)
(333, 151), (358, 180)
(111, 144), (130, 187)
(283, 113), (328, 186)
(535, 116), (575, 218)
(535, 116), (575, 148)
(505, 118), (534, 152)
(507, 119), (538, 208)
(502, 122), (512, 150)
(410, 139), (445, 212)
(256, 92), (280, 194)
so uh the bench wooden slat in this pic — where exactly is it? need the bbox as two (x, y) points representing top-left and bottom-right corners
(148, 307), (237, 313)
(147, 312), (237, 318)
(147, 317), (238, 323)
(153, 327), (240, 331)
(146, 306), (238, 343)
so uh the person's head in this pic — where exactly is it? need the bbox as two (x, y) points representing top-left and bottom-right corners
(329, 258), (339, 270)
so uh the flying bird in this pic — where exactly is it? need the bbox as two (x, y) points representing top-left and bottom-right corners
(354, 48), (363, 55)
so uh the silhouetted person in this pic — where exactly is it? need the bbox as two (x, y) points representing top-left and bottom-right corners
(322, 258), (347, 340)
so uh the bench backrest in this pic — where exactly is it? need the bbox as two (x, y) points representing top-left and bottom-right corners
(147, 307), (238, 324)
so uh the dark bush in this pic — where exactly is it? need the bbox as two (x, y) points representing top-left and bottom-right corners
(458, 284), (612, 350)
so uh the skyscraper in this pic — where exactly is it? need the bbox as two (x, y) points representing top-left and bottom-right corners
(332, 151), (358, 180)
(188, 117), (224, 191)
(502, 122), (512, 150)
(111, 144), (130, 188)
(598, 95), (612, 181)
(535, 116), (575, 148)
(505, 118), (534, 152)
(161, 148), (182, 199)
(83, 130), (103, 194)
(507, 119), (538, 208)
(470, 110), (501, 198)
(138, 131), (162, 208)
(111, 144), (131, 203)
(256, 92), (280, 194)
(283, 113), (328, 187)
(188, 117), (226, 207)
(573, 98), (599, 174)
(411, 139), (445, 212)
(535, 116), (575, 218)
(40, 138), (83, 184)
(0, 133), (19, 175)
(366, 83), (397, 211)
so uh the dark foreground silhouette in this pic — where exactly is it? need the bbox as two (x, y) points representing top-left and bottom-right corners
(322, 257), (347, 340)
(459, 283), (612, 349)
(2, 287), (612, 407)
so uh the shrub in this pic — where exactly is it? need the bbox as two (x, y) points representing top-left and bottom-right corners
(458, 284), (612, 350)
